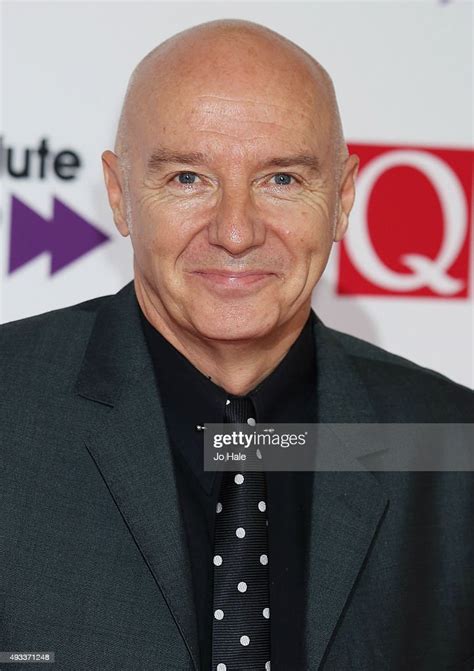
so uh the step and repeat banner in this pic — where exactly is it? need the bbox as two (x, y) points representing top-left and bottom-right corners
(1, 1), (472, 387)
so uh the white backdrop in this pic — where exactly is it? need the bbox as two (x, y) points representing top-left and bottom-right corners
(1, 0), (472, 387)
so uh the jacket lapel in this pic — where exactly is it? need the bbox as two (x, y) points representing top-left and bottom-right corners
(75, 281), (200, 671)
(304, 317), (390, 669)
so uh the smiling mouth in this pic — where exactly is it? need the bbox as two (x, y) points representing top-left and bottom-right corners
(189, 270), (275, 288)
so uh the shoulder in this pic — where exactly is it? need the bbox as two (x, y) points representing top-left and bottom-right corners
(323, 323), (473, 421)
(0, 293), (111, 379)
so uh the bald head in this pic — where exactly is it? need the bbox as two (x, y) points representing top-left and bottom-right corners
(115, 19), (347, 174)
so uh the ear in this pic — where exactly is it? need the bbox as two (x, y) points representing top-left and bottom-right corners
(101, 150), (130, 237)
(334, 153), (359, 242)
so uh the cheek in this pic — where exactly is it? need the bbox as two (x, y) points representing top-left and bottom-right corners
(277, 207), (333, 259)
(132, 195), (205, 263)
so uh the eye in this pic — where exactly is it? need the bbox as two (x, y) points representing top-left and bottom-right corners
(174, 171), (199, 185)
(272, 173), (295, 186)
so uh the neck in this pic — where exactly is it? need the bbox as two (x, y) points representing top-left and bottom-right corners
(134, 276), (310, 396)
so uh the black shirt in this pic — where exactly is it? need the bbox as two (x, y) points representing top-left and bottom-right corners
(140, 310), (317, 671)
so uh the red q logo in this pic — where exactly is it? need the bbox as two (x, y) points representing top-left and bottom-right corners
(338, 144), (472, 298)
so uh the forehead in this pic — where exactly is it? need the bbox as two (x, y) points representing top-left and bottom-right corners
(128, 50), (333, 165)
(135, 91), (331, 170)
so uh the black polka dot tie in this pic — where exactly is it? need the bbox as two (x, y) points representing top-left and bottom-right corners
(211, 395), (271, 671)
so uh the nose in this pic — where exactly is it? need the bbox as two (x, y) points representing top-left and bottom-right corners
(208, 184), (266, 255)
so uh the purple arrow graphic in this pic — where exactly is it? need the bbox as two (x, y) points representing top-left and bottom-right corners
(9, 195), (110, 275)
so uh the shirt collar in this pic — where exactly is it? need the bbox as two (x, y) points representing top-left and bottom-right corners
(140, 310), (317, 494)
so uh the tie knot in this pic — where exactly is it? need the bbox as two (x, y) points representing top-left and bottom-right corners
(224, 396), (256, 424)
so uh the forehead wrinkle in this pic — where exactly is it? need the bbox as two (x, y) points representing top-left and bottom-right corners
(194, 121), (298, 134)
(192, 106), (311, 130)
(192, 95), (317, 126)
(196, 130), (266, 140)
(195, 94), (314, 113)
(189, 123), (323, 157)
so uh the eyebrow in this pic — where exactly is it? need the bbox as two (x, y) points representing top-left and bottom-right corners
(146, 147), (321, 175)
(263, 154), (321, 174)
(147, 149), (208, 171)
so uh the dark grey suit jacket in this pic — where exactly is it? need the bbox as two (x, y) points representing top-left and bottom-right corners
(1, 281), (473, 670)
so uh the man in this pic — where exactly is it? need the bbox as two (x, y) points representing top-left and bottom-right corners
(1, 19), (473, 671)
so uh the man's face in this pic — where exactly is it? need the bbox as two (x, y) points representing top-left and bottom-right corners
(105, 51), (356, 342)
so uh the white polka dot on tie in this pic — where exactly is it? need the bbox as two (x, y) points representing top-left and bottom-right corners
(214, 609), (224, 620)
(213, 555), (223, 566)
(216, 502), (223, 514)
(234, 473), (244, 485)
(260, 554), (268, 565)
(236, 527), (246, 538)
(247, 417), (256, 426)
(265, 662), (271, 670)
(263, 607), (270, 619)
(217, 664), (227, 671)
(258, 500), (266, 512)
(237, 581), (247, 592)
(240, 635), (250, 646)
(226, 399), (230, 405)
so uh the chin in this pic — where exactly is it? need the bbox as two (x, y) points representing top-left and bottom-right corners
(187, 305), (278, 343)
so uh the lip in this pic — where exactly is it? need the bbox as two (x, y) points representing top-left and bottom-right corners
(189, 270), (275, 289)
